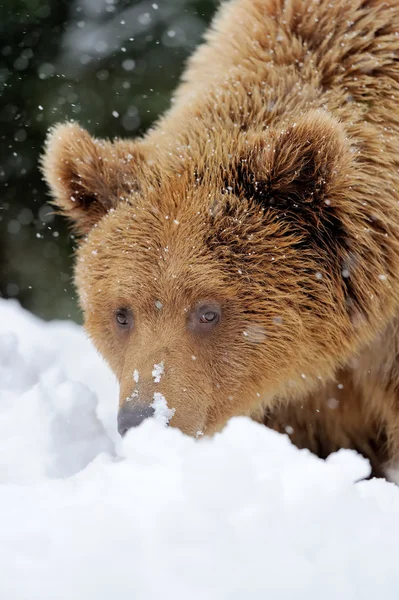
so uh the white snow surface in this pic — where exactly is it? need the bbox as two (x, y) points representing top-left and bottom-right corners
(1, 298), (399, 599)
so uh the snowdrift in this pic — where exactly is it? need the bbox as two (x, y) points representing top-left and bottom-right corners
(1, 298), (399, 600)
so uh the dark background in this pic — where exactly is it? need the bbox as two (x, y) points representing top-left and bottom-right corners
(0, 0), (215, 321)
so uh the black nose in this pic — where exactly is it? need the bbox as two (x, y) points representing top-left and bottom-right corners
(117, 403), (155, 436)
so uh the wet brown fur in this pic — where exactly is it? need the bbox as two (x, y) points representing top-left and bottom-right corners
(42, 0), (399, 478)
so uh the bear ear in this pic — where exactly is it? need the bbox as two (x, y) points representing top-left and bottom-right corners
(238, 111), (352, 215)
(41, 123), (145, 235)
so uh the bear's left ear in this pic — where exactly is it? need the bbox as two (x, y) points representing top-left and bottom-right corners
(237, 110), (352, 215)
(41, 123), (147, 235)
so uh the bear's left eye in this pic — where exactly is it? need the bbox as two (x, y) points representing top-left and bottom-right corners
(199, 311), (218, 324)
(188, 302), (221, 333)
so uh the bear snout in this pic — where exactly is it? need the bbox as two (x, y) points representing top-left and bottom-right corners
(117, 403), (155, 436)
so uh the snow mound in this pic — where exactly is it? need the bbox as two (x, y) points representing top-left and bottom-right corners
(1, 298), (399, 600)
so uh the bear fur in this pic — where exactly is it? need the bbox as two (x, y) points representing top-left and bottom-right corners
(43, 0), (399, 478)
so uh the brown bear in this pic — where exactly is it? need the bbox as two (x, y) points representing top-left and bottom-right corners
(43, 0), (399, 479)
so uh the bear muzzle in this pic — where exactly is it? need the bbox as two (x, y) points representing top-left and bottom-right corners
(117, 403), (156, 436)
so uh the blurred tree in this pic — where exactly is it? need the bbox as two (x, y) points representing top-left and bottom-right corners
(0, 0), (215, 321)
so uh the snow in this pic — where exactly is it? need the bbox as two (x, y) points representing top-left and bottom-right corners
(151, 390), (175, 425)
(152, 360), (164, 382)
(1, 298), (399, 599)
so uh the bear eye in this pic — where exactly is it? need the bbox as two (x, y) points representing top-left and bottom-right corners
(188, 303), (221, 333)
(199, 311), (218, 324)
(115, 308), (132, 328)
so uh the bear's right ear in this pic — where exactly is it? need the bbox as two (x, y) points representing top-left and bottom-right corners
(41, 123), (145, 235)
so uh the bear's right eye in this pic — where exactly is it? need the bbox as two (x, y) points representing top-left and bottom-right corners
(115, 308), (132, 329)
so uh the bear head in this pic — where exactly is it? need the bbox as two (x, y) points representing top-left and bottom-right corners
(42, 111), (366, 436)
